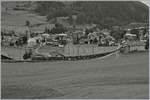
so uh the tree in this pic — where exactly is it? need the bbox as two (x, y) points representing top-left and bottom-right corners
(50, 23), (67, 34)
(25, 20), (30, 27)
(110, 30), (126, 41)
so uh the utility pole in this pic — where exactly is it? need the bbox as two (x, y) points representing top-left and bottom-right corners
(25, 20), (31, 39)
(92, 45), (94, 54)
(77, 45), (79, 56)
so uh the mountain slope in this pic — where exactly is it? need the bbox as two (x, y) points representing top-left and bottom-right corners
(72, 1), (149, 25)
(35, 1), (149, 26)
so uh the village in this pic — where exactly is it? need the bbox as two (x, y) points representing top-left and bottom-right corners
(1, 1), (149, 61)
(1, 19), (149, 60)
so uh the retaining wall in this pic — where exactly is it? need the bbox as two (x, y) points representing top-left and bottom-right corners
(2, 47), (119, 63)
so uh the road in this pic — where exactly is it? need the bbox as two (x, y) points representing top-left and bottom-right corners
(1, 52), (149, 99)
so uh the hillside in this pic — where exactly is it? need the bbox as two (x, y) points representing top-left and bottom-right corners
(34, 1), (149, 27)
(1, 1), (149, 32)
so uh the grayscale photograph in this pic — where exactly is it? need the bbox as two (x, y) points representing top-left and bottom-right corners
(1, 0), (149, 99)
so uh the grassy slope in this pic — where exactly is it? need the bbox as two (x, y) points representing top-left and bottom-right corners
(1, 3), (50, 33)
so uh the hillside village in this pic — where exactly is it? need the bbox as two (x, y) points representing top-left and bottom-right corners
(1, 1), (149, 59)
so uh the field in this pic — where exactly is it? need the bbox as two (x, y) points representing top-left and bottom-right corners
(1, 52), (149, 99)
(1, 3), (54, 34)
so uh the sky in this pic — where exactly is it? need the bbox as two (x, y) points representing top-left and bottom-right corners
(140, 0), (149, 6)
